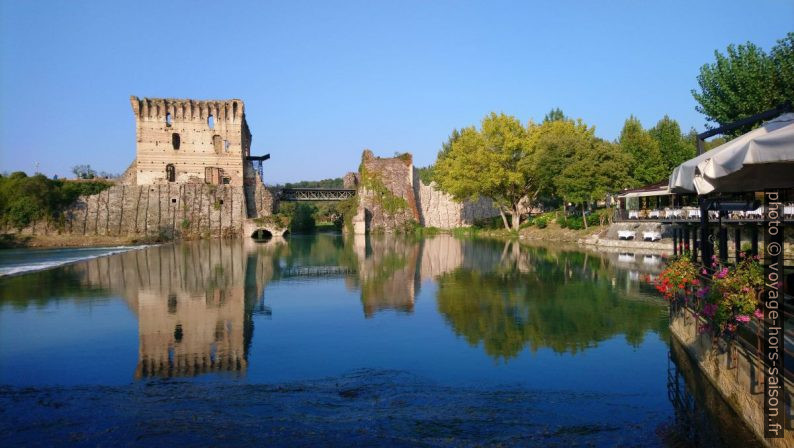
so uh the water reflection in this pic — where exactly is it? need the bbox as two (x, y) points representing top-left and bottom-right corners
(0, 235), (669, 379)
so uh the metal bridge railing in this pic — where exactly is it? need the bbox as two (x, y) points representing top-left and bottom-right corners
(279, 188), (356, 201)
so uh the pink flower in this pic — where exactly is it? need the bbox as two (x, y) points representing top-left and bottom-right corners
(702, 303), (718, 317)
(726, 323), (737, 332)
(701, 269), (708, 275)
(715, 267), (729, 279)
(754, 309), (764, 319)
(735, 315), (750, 323)
(739, 252), (746, 258)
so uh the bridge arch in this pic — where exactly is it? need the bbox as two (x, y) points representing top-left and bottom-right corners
(251, 229), (272, 240)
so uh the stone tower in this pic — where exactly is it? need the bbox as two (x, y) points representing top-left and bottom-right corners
(129, 96), (252, 186)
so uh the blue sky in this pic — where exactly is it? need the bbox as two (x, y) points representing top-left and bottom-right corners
(1, 1), (792, 183)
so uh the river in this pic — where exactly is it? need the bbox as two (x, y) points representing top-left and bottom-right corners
(0, 234), (760, 446)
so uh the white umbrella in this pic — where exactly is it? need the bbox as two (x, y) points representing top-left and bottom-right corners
(669, 113), (794, 194)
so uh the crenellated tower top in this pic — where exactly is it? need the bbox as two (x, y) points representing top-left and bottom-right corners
(129, 96), (246, 123)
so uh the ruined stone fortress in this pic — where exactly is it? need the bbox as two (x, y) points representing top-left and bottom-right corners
(126, 96), (252, 187)
(21, 95), (497, 240)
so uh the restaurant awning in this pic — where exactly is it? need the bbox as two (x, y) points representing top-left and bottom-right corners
(616, 181), (670, 199)
(670, 113), (794, 194)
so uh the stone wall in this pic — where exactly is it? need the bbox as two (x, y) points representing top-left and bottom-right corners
(19, 184), (250, 239)
(670, 307), (794, 447)
(413, 171), (498, 228)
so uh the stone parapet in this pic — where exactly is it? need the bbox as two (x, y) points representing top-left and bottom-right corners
(670, 307), (794, 447)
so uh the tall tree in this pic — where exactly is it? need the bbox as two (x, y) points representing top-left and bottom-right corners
(543, 107), (567, 123)
(692, 33), (794, 136)
(649, 115), (696, 173)
(619, 116), (666, 186)
(531, 118), (595, 199)
(434, 113), (537, 231)
(555, 140), (632, 228)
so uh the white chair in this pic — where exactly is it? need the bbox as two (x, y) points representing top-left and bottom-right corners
(649, 210), (660, 219)
(628, 211), (639, 219)
(642, 231), (662, 242)
(643, 255), (660, 264)
(619, 253), (636, 262)
(688, 209), (700, 219)
(617, 230), (635, 240)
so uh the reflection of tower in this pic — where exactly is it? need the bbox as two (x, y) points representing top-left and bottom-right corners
(131, 243), (251, 378)
(135, 285), (246, 378)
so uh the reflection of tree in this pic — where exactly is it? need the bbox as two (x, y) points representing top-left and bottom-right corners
(436, 248), (668, 361)
(0, 267), (109, 309)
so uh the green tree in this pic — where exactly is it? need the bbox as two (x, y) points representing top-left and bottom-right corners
(649, 115), (696, 173)
(619, 116), (666, 186)
(530, 118), (595, 199)
(555, 140), (632, 228)
(543, 107), (567, 122)
(416, 129), (462, 185)
(692, 33), (794, 136)
(434, 113), (537, 230)
(71, 164), (96, 179)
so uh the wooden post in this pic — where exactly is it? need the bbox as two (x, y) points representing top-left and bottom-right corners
(719, 226), (728, 262)
(699, 197), (711, 267)
(673, 227), (679, 256)
(734, 227), (741, 263)
(751, 225), (759, 257)
(683, 226), (690, 253)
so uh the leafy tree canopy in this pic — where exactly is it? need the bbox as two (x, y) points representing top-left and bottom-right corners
(648, 115), (696, 174)
(434, 113), (535, 230)
(619, 116), (667, 186)
(692, 32), (794, 136)
(542, 107), (567, 123)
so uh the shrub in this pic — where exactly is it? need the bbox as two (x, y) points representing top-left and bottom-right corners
(288, 203), (317, 233)
(0, 173), (112, 230)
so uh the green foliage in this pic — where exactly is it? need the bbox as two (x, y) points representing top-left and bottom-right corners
(434, 113), (535, 230)
(180, 219), (191, 229)
(71, 164), (97, 179)
(558, 213), (600, 230)
(288, 203), (317, 233)
(619, 116), (667, 186)
(360, 163), (408, 214)
(283, 178), (344, 189)
(415, 165), (435, 185)
(649, 115), (696, 174)
(531, 118), (595, 199)
(692, 32), (794, 136)
(337, 195), (360, 233)
(0, 172), (112, 230)
(542, 107), (567, 122)
(556, 139), (632, 218)
(436, 249), (667, 359)
(253, 214), (290, 229)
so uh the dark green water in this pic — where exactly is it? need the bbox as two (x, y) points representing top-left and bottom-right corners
(0, 234), (760, 446)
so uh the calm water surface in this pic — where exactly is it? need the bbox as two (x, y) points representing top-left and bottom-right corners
(0, 234), (760, 446)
